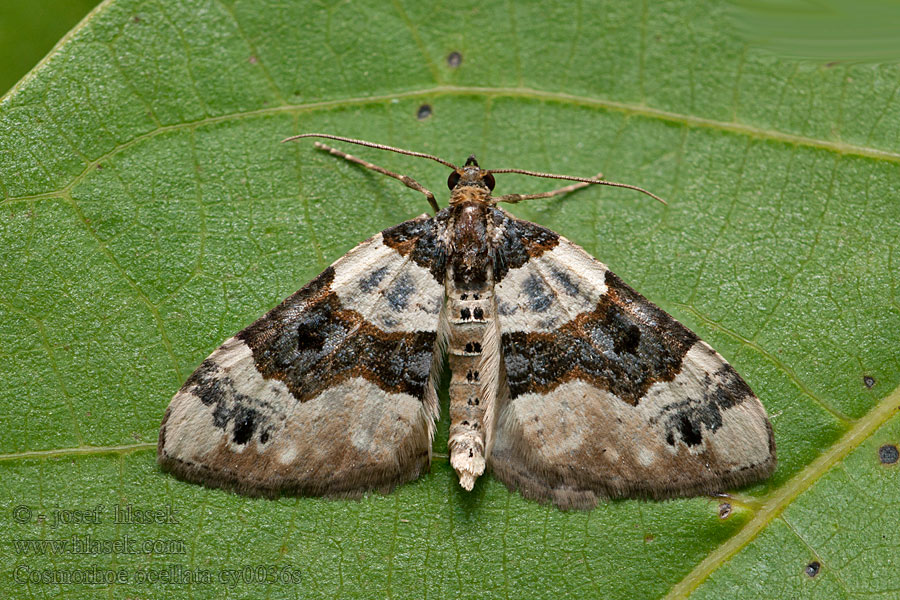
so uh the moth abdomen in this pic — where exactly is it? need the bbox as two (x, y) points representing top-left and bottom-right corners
(446, 286), (493, 489)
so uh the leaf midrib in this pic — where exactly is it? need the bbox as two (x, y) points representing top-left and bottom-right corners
(0, 442), (155, 461)
(4, 84), (900, 205)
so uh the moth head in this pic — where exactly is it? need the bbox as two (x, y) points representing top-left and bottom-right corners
(448, 155), (496, 203)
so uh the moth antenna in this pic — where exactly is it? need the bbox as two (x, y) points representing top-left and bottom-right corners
(282, 133), (459, 171)
(487, 168), (667, 205)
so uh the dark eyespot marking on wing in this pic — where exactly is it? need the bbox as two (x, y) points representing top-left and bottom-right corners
(384, 273), (416, 311)
(179, 366), (272, 446)
(359, 265), (389, 292)
(550, 266), (580, 296)
(522, 273), (552, 312)
(232, 408), (258, 445)
(655, 366), (753, 446)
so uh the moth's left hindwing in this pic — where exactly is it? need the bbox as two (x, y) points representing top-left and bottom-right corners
(158, 215), (445, 497)
(490, 222), (776, 510)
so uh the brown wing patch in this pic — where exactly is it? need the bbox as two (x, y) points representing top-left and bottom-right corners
(382, 213), (447, 282)
(501, 271), (697, 404)
(238, 291), (436, 402)
(489, 208), (560, 281)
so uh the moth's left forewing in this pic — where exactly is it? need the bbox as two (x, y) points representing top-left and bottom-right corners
(490, 218), (776, 509)
(158, 215), (446, 498)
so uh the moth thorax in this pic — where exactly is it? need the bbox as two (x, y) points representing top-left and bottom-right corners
(449, 186), (492, 205)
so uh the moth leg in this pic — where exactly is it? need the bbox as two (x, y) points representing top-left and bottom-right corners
(493, 172), (604, 204)
(314, 142), (441, 213)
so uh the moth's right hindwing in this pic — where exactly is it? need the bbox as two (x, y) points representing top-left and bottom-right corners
(158, 215), (445, 497)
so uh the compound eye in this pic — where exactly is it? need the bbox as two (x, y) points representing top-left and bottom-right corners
(483, 172), (495, 191)
(448, 171), (460, 190)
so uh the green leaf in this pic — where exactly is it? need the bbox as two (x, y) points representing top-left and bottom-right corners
(1, 1), (898, 598)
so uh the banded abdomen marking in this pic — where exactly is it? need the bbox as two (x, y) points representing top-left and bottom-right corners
(447, 286), (499, 490)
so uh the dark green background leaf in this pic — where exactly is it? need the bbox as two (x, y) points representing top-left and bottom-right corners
(1, 1), (898, 598)
(0, 0), (99, 95)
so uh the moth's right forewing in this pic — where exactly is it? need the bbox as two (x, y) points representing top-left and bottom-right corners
(490, 224), (776, 509)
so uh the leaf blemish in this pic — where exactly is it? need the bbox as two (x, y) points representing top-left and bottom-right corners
(718, 502), (732, 519)
(805, 561), (821, 577)
(878, 444), (898, 465)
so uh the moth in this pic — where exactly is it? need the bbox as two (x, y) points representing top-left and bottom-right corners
(158, 134), (776, 509)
